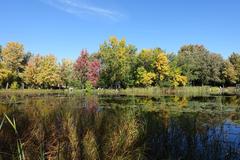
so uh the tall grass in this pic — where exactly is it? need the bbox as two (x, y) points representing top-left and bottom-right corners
(1, 114), (25, 160)
(63, 112), (79, 159)
(97, 86), (237, 97)
(0, 86), (237, 98)
(83, 130), (99, 160)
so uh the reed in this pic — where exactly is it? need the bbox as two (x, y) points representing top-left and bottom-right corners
(83, 130), (99, 160)
(96, 86), (236, 97)
(103, 110), (145, 160)
(3, 114), (25, 160)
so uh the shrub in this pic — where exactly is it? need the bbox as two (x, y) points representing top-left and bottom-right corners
(10, 82), (19, 89)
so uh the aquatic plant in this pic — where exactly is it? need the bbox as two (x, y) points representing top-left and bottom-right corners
(83, 129), (99, 160)
(3, 113), (25, 160)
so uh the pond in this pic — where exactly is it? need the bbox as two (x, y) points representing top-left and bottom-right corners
(0, 94), (240, 159)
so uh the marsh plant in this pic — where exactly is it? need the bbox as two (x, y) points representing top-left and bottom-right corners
(0, 114), (25, 160)
(0, 96), (146, 160)
(0, 94), (240, 159)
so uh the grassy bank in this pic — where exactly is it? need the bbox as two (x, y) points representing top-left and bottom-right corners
(0, 86), (238, 97)
(96, 86), (238, 97)
(0, 89), (65, 97)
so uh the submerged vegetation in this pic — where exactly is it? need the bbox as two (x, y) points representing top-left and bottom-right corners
(1, 37), (240, 90)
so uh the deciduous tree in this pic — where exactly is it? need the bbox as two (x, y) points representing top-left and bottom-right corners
(87, 59), (100, 87)
(137, 49), (156, 72)
(74, 50), (101, 88)
(61, 59), (74, 88)
(155, 51), (170, 82)
(22, 55), (42, 87)
(222, 60), (237, 85)
(1, 42), (25, 87)
(208, 53), (224, 85)
(177, 45), (210, 85)
(23, 55), (61, 88)
(136, 67), (156, 87)
(169, 68), (188, 87)
(38, 55), (61, 88)
(2, 42), (24, 73)
(98, 36), (135, 88)
(229, 52), (240, 82)
(0, 62), (11, 86)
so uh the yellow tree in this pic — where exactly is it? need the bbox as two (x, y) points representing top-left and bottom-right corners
(170, 68), (188, 87)
(2, 42), (24, 73)
(138, 49), (156, 71)
(136, 67), (156, 87)
(0, 62), (11, 85)
(1, 42), (24, 87)
(22, 55), (61, 88)
(22, 55), (42, 87)
(37, 55), (61, 88)
(155, 51), (170, 82)
(222, 60), (237, 85)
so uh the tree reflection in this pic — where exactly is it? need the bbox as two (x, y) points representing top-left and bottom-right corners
(0, 95), (240, 159)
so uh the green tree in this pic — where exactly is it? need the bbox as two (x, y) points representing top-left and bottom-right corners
(137, 49), (157, 72)
(22, 52), (33, 66)
(177, 45), (210, 85)
(61, 59), (74, 88)
(98, 36), (136, 88)
(229, 52), (240, 82)
(208, 53), (224, 85)
(222, 60), (237, 85)
(168, 54), (188, 87)
(128, 53), (138, 87)
(167, 52), (177, 63)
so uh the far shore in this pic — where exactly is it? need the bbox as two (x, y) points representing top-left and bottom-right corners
(0, 86), (238, 97)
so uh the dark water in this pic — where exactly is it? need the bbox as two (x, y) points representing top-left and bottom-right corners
(0, 94), (240, 160)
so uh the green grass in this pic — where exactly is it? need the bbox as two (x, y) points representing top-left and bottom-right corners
(0, 86), (238, 97)
(0, 89), (64, 95)
(96, 86), (238, 97)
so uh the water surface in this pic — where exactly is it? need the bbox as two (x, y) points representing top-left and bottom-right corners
(0, 94), (240, 159)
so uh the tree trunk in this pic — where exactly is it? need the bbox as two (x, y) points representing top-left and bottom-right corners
(21, 83), (24, 89)
(5, 82), (9, 89)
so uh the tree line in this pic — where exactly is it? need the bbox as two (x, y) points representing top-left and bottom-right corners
(0, 36), (239, 89)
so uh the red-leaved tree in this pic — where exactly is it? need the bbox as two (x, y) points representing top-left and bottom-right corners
(87, 59), (100, 86)
(74, 49), (100, 88)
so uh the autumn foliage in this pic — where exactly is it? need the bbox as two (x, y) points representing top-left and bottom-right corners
(1, 37), (240, 89)
(74, 50), (100, 88)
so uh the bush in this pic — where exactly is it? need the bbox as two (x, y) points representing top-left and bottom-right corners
(10, 82), (19, 89)
(85, 81), (94, 93)
(158, 80), (172, 87)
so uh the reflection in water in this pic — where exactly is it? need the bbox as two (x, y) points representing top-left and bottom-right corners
(0, 95), (240, 159)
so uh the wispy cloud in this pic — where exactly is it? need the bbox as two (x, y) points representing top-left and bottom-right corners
(40, 0), (123, 21)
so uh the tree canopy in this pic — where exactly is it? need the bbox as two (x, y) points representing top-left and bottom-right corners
(0, 39), (239, 89)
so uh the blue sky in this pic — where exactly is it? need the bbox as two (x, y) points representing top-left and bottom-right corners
(1, 0), (240, 60)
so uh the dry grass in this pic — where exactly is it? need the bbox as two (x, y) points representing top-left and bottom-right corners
(83, 130), (99, 160)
